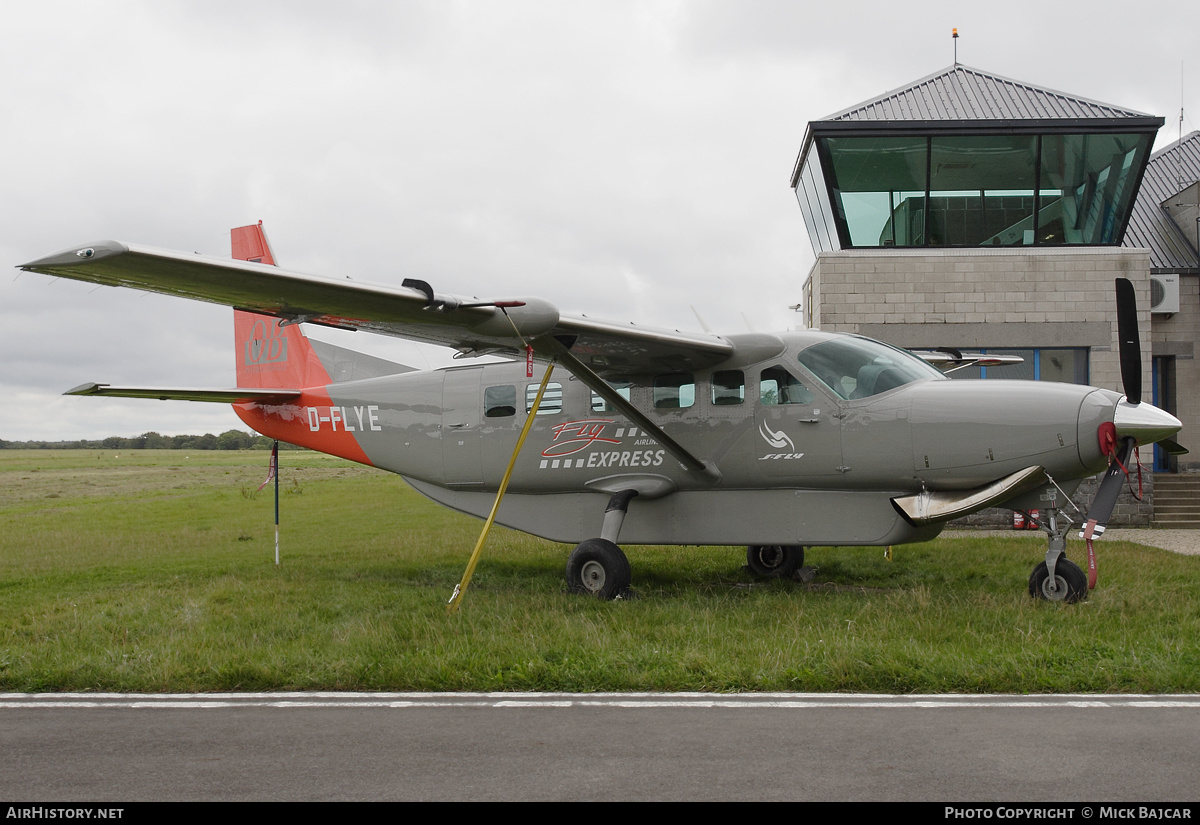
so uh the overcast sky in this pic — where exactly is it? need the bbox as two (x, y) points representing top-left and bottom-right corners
(4, 0), (1198, 441)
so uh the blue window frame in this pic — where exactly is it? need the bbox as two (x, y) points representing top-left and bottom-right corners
(946, 348), (1089, 384)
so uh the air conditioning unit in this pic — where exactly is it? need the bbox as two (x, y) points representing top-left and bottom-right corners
(1150, 274), (1180, 314)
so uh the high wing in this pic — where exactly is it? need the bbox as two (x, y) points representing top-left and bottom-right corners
(22, 241), (732, 375)
(23, 239), (733, 478)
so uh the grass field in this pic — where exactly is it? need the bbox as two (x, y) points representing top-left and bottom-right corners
(2, 449), (1199, 693)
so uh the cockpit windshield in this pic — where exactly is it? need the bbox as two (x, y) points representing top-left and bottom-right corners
(797, 337), (943, 400)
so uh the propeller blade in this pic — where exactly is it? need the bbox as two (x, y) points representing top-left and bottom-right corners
(1082, 436), (1136, 539)
(1079, 435), (1137, 590)
(1115, 278), (1141, 404)
(1157, 438), (1190, 457)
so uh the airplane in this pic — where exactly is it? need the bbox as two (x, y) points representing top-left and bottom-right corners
(20, 223), (1186, 604)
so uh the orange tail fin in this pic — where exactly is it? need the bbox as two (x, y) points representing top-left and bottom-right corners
(231, 222), (332, 390)
(229, 222), (374, 465)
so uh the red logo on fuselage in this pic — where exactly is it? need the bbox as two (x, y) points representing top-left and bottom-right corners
(543, 419), (622, 457)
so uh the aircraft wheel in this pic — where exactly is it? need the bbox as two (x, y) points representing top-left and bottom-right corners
(746, 545), (804, 579)
(566, 538), (631, 599)
(1028, 558), (1088, 603)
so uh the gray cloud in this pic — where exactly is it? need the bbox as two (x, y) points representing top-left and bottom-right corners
(4, 0), (1197, 439)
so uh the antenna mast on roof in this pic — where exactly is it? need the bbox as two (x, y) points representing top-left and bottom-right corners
(1180, 60), (1186, 189)
(952, 28), (959, 65)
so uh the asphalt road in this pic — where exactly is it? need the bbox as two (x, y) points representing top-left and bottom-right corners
(3, 693), (1200, 802)
(943, 528), (1200, 556)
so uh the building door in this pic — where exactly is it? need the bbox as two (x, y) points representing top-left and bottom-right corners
(1152, 356), (1176, 472)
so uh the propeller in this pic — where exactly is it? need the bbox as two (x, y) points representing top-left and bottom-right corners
(1078, 278), (1148, 587)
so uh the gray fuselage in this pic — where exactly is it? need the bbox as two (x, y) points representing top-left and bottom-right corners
(236, 330), (1118, 547)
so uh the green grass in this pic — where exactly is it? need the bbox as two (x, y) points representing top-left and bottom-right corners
(2, 449), (1199, 693)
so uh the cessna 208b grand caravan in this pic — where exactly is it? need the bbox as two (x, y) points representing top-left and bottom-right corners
(21, 223), (1184, 603)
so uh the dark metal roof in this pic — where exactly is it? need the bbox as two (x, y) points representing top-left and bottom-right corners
(792, 64), (1163, 188)
(1124, 131), (1200, 272)
(822, 64), (1154, 123)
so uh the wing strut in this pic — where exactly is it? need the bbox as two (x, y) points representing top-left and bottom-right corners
(447, 361), (558, 613)
(538, 338), (721, 483)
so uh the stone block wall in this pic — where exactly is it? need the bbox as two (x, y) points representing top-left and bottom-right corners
(951, 472), (1154, 529)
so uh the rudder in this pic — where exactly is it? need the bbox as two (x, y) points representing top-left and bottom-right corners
(231, 222), (332, 390)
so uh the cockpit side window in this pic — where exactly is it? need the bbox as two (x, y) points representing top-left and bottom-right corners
(797, 337), (942, 400)
(760, 366), (815, 405)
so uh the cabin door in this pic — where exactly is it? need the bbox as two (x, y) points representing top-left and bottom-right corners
(755, 364), (844, 480)
(442, 367), (483, 487)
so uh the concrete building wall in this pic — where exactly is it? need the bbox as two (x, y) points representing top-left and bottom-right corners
(804, 246), (1157, 525)
(807, 246), (1151, 401)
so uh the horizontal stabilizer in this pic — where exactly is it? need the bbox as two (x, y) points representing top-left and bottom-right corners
(914, 349), (1025, 372)
(892, 465), (1048, 525)
(65, 383), (301, 404)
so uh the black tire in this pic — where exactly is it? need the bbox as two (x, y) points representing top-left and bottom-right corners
(1028, 558), (1088, 603)
(566, 538), (631, 599)
(746, 545), (804, 579)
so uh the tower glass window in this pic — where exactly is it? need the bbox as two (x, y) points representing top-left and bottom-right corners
(806, 131), (1153, 251)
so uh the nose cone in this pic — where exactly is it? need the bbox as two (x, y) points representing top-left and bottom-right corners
(1114, 399), (1182, 446)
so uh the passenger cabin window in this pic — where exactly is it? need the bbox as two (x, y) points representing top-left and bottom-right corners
(526, 382), (563, 415)
(484, 385), (516, 418)
(711, 370), (745, 405)
(653, 374), (695, 409)
(591, 378), (632, 413)
(760, 366), (815, 405)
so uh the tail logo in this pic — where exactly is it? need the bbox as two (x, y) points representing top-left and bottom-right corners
(244, 319), (289, 365)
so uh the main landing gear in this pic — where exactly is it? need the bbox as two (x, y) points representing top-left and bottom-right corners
(746, 545), (805, 579)
(566, 490), (637, 599)
(1028, 505), (1088, 603)
(566, 538), (631, 599)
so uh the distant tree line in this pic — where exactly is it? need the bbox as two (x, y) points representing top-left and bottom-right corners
(0, 430), (306, 451)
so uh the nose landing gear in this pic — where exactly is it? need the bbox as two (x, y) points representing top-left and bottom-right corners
(1028, 505), (1088, 603)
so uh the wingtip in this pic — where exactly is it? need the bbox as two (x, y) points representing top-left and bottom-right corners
(20, 241), (129, 271)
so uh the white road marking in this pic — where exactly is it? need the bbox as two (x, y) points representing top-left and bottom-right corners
(4, 692), (1200, 709)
